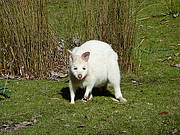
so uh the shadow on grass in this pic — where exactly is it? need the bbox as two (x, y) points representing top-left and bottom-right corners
(60, 87), (114, 102)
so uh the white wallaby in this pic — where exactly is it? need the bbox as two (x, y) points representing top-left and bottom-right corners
(68, 40), (127, 104)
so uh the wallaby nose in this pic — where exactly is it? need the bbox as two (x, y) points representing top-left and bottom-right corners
(78, 74), (82, 79)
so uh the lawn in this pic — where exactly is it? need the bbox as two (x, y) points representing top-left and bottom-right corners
(0, 0), (180, 135)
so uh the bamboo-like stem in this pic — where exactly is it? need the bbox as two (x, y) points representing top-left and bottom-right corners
(0, 0), (65, 79)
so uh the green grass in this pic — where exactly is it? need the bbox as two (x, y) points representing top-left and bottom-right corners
(0, 74), (179, 135)
(0, 0), (180, 135)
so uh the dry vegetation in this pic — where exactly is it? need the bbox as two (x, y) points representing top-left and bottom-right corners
(0, 0), (68, 79)
(71, 0), (137, 73)
(0, 0), (137, 79)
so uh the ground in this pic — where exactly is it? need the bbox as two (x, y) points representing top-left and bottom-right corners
(0, 0), (180, 135)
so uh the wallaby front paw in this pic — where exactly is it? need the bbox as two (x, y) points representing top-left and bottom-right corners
(82, 97), (89, 104)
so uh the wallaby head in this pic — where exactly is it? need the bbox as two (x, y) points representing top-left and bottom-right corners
(68, 50), (90, 80)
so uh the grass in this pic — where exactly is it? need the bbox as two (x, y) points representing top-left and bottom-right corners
(0, 74), (179, 135)
(0, 0), (180, 135)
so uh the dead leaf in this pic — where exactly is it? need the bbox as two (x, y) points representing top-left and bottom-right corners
(175, 53), (180, 58)
(173, 13), (179, 18)
(159, 112), (168, 115)
(0, 116), (38, 133)
(160, 19), (169, 24)
(168, 129), (180, 135)
(132, 80), (142, 85)
(170, 78), (180, 81)
(77, 124), (86, 128)
(171, 64), (180, 67)
(167, 56), (174, 62)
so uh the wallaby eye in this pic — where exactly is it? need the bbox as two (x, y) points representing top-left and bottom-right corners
(73, 67), (77, 70)
(82, 67), (86, 70)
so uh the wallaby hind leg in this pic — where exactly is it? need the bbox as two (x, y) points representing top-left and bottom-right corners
(108, 61), (127, 103)
(111, 82), (127, 103)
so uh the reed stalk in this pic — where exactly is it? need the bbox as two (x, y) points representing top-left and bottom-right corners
(0, 0), (67, 79)
(82, 0), (137, 73)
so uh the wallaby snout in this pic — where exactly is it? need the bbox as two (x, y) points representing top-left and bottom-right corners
(77, 74), (83, 80)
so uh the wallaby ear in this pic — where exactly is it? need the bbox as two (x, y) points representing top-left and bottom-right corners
(68, 50), (73, 61)
(81, 52), (90, 62)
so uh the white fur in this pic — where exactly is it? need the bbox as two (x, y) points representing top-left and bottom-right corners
(68, 40), (127, 104)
